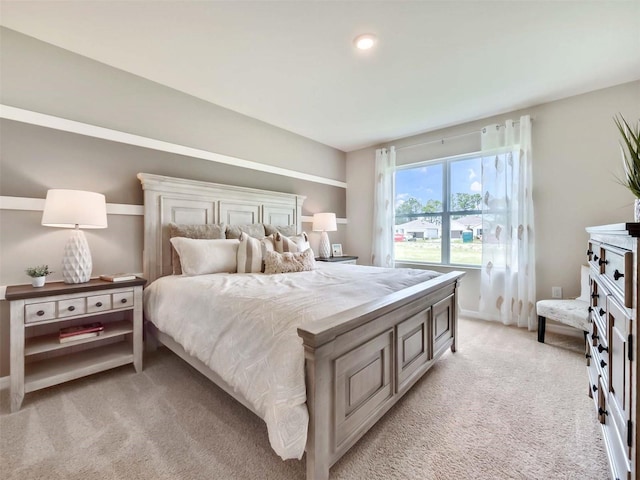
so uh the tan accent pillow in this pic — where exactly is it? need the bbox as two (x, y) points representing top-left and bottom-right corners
(264, 248), (316, 274)
(225, 224), (266, 240)
(274, 232), (311, 254)
(169, 223), (226, 274)
(237, 232), (265, 273)
(263, 224), (298, 237)
(169, 238), (239, 275)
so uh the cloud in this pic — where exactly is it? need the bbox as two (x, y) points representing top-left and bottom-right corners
(470, 181), (482, 192)
(468, 169), (477, 180)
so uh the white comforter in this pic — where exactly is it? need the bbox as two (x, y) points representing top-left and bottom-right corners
(143, 263), (441, 460)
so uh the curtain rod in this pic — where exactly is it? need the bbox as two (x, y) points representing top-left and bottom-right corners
(395, 120), (522, 152)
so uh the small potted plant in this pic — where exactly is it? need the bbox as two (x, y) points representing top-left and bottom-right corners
(25, 265), (53, 287)
(615, 114), (640, 220)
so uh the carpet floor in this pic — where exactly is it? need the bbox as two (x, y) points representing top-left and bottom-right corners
(0, 318), (609, 479)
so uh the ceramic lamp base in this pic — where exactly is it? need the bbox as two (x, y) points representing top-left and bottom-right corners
(62, 229), (92, 284)
(318, 231), (331, 259)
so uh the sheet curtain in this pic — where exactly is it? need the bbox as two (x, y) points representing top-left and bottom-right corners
(371, 146), (396, 267)
(478, 115), (536, 329)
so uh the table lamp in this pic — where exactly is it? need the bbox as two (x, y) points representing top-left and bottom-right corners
(41, 189), (108, 283)
(312, 212), (337, 259)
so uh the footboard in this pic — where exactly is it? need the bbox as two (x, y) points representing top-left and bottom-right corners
(298, 271), (464, 480)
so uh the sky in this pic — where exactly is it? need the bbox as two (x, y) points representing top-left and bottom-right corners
(395, 157), (482, 208)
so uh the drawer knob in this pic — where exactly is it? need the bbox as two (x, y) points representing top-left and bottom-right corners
(598, 407), (608, 416)
(592, 384), (598, 392)
(591, 333), (599, 341)
(600, 359), (607, 368)
(599, 308), (606, 316)
(68, 306), (75, 312)
(37, 310), (45, 316)
(597, 344), (608, 354)
(613, 269), (624, 281)
(590, 293), (598, 299)
(593, 254), (599, 262)
(120, 298), (127, 304)
(586, 249), (593, 256)
(588, 306), (593, 313)
(585, 352), (591, 359)
(96, 302), (103, 307)
(598, 258), (608, 266)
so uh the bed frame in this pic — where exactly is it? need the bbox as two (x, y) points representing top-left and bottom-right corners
(138, 172), (464, 480)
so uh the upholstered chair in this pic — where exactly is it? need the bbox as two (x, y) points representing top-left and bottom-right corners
(536, 265), (590, 343)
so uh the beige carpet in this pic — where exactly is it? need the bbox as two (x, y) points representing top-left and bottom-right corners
(1, 318), (608, 479)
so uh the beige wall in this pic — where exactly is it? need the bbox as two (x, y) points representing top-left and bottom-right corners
(0, 28), (347, 376)
(345, 80), (640, 315)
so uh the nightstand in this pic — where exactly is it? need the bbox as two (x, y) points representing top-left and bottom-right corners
(315, 255), (358, 265)
(6, 277), (146, 412)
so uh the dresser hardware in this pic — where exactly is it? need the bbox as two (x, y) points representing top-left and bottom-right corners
(588, 306), (593, 313)
(591, 333), (599, 341)
(592, 384), (598, 392)
(68, 306), (75, 311)
(599, 407), (608, 416)
(599, 308), (605, 316)
(593, 254), (599, 262)
(96, 302), (103, 307)
(586, 249), (593, 256)
(613, 269), (624, 280)
(600, 359), (607, 369)
(585, 352), (592, 359)
(598, 258), (608, 266)
(121, 298), (127, 304)
(591, 293), (598, 299)
(598, 344), (608, 353)
(37, 310), (45, 316)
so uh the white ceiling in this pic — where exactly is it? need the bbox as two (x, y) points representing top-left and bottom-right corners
(1, 1), (639, 152)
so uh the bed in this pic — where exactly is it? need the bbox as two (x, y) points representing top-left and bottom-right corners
(138, 173), (464, 480)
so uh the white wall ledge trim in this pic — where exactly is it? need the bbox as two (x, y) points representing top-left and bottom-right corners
(0, 197), (348, 224)
(0, 104), (347, 189)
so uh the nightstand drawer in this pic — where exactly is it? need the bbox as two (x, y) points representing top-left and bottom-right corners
(87, 294), (112, 313)
(25, 302), (56, 323)
(57, 298), (87, 318)
(112, 291), (134, 309)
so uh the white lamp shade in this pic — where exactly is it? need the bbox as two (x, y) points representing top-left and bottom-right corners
(42, 189), (108, 229)
(312, 212), (337, 232)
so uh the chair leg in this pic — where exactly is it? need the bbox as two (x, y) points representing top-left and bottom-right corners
(537, 315), (546, 343)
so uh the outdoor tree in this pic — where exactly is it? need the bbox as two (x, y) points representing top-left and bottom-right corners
(451, 193), (482, 211)
(395, 197), (422, 223)
(422, 199), (442, 213)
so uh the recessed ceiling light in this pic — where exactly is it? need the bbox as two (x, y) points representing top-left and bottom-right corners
(354, 34), (377, 50)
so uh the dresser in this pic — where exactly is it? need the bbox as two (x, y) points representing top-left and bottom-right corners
(6, 277), (146, 412)
(586, 224), (639, 480)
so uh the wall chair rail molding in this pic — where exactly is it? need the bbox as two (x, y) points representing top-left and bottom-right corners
(0, 104), (347, 189)
(0, 196), (144, 216)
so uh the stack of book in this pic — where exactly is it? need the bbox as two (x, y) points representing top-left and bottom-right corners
(59, 322), (105, 343)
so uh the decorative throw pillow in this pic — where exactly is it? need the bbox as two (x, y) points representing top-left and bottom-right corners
(169, 237), (239, 276)
(264, 249), (316, 274)
(225, 224), (266, 240)
(263, 224), (298, 237)
(274, 232), (311, 254)
(237, 232), (266, 273)
(169, 223), (226, 274)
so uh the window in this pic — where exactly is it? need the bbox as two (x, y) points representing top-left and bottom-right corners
(394, 154), (482, 266)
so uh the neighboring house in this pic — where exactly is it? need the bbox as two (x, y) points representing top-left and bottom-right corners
(451, 215), (483, 239)
(396, 219), (440, 239)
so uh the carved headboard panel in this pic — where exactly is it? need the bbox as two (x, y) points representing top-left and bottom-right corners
(137, 173), (306, 283)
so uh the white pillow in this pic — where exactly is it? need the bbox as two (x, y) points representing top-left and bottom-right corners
(169, 237), (239, 276)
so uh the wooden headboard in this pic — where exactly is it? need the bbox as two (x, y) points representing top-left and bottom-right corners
(137, 173), (306, 283)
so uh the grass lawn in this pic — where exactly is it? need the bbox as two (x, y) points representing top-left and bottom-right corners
(394, 239), (482, 266)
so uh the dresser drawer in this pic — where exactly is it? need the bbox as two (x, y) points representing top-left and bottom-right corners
(87, 294), (112, 313)
(601, 245), (633, 307)
(586, 347), (600, 410)
(112, 291), (134, 309)
(25, 302), (56, 323)
(57, 297), (87, 318)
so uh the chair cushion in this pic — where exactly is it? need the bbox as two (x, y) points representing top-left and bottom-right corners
(536, 299), (590, 331)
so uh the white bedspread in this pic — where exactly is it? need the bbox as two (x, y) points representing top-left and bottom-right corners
(143, 263), (441, 460)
